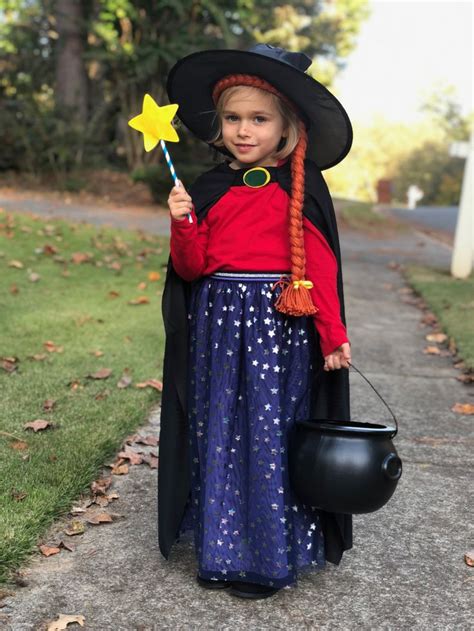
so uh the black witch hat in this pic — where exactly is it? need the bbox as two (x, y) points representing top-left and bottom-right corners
(166, 43), (353, 170)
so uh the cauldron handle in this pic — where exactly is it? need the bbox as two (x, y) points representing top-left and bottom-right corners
(348, 362), (399, 438)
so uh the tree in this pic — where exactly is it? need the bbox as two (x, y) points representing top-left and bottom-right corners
(54, 0), (89, 124)
(0, 0), (371, 174)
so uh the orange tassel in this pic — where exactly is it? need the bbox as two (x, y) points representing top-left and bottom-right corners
(272, 277), (319, 317)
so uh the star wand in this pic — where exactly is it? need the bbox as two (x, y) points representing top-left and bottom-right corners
(128, 94), (192, 223)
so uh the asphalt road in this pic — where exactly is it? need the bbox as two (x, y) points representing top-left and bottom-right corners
(389, 206), (458, 235)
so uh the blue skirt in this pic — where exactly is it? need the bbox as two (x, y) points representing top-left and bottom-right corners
(178, 272), (326, 588)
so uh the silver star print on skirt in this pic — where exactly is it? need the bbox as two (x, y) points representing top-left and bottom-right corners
(178, 272), (326, 588)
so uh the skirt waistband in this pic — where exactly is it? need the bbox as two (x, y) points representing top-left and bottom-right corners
(209, 271), (289, 282)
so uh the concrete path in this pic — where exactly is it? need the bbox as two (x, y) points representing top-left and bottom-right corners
(1, 200), (472, 630)
(0, 191), (171, 235)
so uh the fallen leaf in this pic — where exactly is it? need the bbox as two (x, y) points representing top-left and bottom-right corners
(63, 520), (86, 536)
(117, 448), (143, 465)
(39, 545), (61, 557)
(71, 252), (92, 264)
(1, 356), (19, 373)
(8, 260), (24, 269)
(86, 512), (113, 525)
(59, 540), (75, 552)
(70, 506), (87, 515)
(24, 419), (52, 432)
(451, 403), (474, 415)
(68, 379), (83, 391)
(135, 379), (163, 391)
(456, 374), (474, 384)
(94, 389), (110, 400)
(128, 296), (150, 305)
(28, 272), (40, 282)
(11, 488), (27, 501)
(110, 460), (129, 475)
(135, 435), (159, 447)
(465, 550), (474, 566)
(43, 224), (57, 236)
(29, 353), (47, 361)
(94, 496), (110, 508)
(91, 477), (112, 495)
(42, 243), (58, 255)
(43, 399), (56, 412)
(148, 271), (161, 282)
(47, 613), (85, 631)
(10, 440), (28, 451)
(143, 453), (159, 469)
(421, 312), (438, 326)
(10, 283), (19, 294)
(117, 375), (132, 390)
(108, 290), (120, 299)
(137, 281), (147, 290)
(423, 346), (441, 355)
(87, 368), (112, 380)
(426, 332), (448, 343)
(43, 340), (64, 353)
(90, 350), (104, 357)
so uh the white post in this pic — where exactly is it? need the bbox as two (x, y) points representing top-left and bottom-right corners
(450, 133), (473, 279)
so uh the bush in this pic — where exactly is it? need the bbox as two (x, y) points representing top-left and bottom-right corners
(0, 96), (108, 177)
(131, 158), (214, 204)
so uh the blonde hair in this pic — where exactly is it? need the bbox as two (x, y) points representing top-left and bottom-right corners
(208, 74), (317, 317)
(208, 85), (300, 161)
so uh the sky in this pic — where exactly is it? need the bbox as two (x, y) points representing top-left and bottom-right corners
(334, 0), (473, 124)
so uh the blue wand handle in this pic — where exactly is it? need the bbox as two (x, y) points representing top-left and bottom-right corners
(160, 139), (193, 224)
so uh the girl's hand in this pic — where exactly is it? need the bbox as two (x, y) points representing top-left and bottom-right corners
(324, 342), (351, 371)
(168, 180), (193, 221)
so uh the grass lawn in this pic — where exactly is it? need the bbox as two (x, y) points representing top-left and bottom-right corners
(0, 210), (169, 583)
(336, 200), (407, 233)
(405, 265), (474, 370)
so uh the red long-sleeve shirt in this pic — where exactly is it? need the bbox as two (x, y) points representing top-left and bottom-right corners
(170, 180), (349, 357)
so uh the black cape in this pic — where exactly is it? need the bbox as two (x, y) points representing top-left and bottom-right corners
(158, 158), (352, 565)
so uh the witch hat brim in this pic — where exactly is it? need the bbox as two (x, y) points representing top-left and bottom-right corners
(166, 48), (353, 170)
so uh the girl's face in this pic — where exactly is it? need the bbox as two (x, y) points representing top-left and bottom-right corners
(220, 87), (287, 168)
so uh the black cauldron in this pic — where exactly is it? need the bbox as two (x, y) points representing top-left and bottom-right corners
(288, 364), (402, 514)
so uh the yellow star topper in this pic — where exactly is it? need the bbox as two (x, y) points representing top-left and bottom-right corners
(128, 94), (179, 152)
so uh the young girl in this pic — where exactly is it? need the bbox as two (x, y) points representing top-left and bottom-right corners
(159, 44), (353, 600)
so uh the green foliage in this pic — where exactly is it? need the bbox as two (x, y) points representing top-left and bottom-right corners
(131, 146), (216, 203)
(0, 0), (370, 176)
(327, 86), (472, 204)
(392, 141), (465, 206)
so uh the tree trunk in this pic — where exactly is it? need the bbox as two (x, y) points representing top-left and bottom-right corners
(55, 0), (88, 124)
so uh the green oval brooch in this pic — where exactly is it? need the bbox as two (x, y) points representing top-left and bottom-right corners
(243, 167), (271, 188)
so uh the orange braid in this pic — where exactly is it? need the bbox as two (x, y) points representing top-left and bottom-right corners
(213, 74), (317, 317)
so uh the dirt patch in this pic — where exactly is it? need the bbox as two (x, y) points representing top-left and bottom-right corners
(0, 169), (164, 212)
